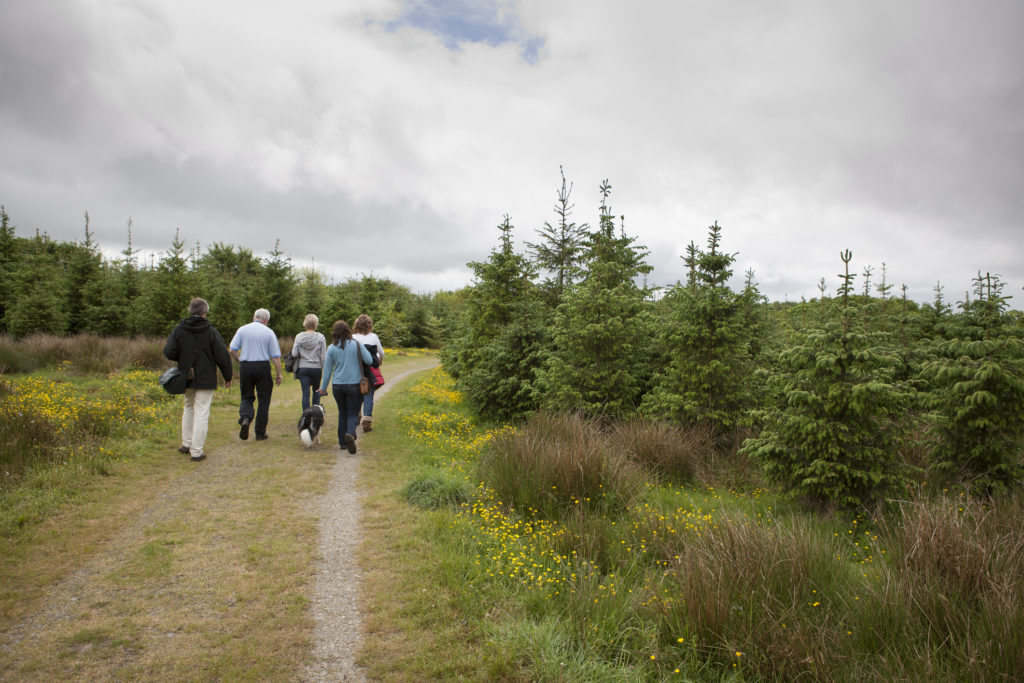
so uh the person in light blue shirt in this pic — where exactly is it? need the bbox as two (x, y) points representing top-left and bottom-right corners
(318, 319), (373, 453)
(229, 308), (283, 441)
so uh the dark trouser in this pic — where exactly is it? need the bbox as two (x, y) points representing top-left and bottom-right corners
(239, 361), (274, 437)
(296, 367), (322, 411)
(331, 383), (362, 447)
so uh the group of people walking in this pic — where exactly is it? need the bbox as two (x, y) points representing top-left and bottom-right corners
(163, 298), (383, 461)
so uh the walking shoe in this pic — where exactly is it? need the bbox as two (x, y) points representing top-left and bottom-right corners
(239, 417), (251, 440)
(177, 446), (190, 454)
(344, 433), (357, 454)
(255, 433), (268, 441)
(190, 453), (206, 462)
(361, 418), (372, 432)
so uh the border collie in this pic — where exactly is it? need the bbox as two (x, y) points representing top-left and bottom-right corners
(297, 404), (325, 448)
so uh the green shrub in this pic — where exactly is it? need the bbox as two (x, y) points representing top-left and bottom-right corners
(402, 472), (473, 510)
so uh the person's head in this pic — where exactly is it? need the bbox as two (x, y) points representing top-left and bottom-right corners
(331, 319), (352, 345)
(353, 314), (373, 335)
(188, 297), (209, 317)
(303, 313), (319, 331)
(253, 308), (271, 323)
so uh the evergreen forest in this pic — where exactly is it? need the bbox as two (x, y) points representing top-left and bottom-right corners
(440, 174), (1024, 507)
(0, 206), (461, 349)
(2, 173), (1022, 508)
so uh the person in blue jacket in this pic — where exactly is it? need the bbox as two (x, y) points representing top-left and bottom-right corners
(318, 319), (373, 453)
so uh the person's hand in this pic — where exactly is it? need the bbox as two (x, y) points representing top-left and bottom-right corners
(275, 373), (282, 386)
(317, 388), (327, 396)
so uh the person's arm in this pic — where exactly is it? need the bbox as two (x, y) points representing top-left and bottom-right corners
(163, 329), (179, 361)
(272, 356), (283, 385)
(318, 348), (333, 395)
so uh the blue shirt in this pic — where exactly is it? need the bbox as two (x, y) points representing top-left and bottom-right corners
(320, 340), (373, 388)
(229, 320), (281, 362)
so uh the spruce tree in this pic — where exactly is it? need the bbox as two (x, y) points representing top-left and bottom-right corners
(526, 167), (588, 305)
(442, 216), (544, 422)
(920, 272), (1024, 492)
(535, 182), (652, 418)
(743, 251), (908, 509)
(641, 222), (754, 434)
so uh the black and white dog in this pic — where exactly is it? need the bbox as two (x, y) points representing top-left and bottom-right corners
(297, 404), (325, 448)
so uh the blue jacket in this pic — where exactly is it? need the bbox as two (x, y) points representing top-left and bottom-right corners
(320, 339), (373, 389)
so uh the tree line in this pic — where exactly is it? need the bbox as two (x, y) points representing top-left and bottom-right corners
(442, 171), (1024, 507)
(0, 206), (464, 347)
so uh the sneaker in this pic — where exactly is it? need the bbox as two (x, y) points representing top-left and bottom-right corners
(239, 417), (251, 440)
(344, 433), (357, 454)
(177, 446), (190, 454)
(255, 434), (268, 441)
(190, 453), (206, 462)
(361, 418), (372, 433)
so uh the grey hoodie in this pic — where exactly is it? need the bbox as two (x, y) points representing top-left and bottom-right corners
(291, 330), (327, 369)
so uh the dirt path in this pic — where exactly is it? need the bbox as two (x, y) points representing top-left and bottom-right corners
(0, 355), (438, 681)
(303, 357), (437, 682)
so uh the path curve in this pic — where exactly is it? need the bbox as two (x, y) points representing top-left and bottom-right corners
(303, 357), (438, 682)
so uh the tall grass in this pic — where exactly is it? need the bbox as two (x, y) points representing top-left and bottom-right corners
(479, 412), (646, 519)
(0, 333), (168, 375)
(394, 369), (1024, 681)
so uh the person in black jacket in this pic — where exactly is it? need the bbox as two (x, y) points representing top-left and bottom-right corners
(163, 297), (233, 462)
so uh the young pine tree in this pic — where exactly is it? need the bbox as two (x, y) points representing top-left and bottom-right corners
(442, 216), (545, 422)
(526, 166), (589, 306)
(641, 222), (755, 435)
(535, 182), (652, 418)
(919, 272), (1024, 493)
(743, 250), (909, 509)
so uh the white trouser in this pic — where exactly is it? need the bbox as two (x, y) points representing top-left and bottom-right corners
(181, 388), (215, 457)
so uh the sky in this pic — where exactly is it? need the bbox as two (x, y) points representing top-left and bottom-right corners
(1, 0), (1022, 304)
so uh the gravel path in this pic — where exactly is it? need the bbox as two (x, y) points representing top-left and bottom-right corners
(303, 358), (437, 682)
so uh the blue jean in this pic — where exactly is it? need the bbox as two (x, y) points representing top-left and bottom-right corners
(361, 383), (375, 418)
(331, 383), (362, 447)
(296, 367), (322, 411)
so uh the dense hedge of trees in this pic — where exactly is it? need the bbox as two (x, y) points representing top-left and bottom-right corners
(442, 178), (1024, 507)
(0, 206), (463, 347)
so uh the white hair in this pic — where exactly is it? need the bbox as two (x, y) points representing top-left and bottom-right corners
(254, 308), (271, 322)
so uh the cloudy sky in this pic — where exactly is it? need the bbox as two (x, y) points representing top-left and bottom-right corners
(2, 0), (1022, 303)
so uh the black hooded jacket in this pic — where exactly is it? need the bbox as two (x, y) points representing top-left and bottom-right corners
(163, 315), (233, 390)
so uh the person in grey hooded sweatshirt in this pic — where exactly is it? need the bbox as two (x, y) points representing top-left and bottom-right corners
(289, 313), (328, 411)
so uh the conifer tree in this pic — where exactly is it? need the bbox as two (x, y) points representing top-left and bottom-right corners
(535, 182), (652, 418)
(641, 222), (754, 433)
(132, 229), (196, 335)
(743, 250), (908, 509)
(442, 216), (544, 421)
(0, 206), (18, 331)
(920, 272), (1024, 492)
(527, 167), (588, 305)
(4, 233), (70, 336)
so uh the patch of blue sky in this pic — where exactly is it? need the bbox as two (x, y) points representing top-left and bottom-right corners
(384, 0), (544, 62)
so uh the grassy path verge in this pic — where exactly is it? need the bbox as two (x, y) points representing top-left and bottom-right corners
(0, 352), (436, 681)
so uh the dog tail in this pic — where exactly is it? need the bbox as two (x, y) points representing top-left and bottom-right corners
(300, 429), (313, 447)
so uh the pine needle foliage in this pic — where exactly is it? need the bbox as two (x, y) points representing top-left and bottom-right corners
(535, 182), (652, 418)
(743, 251), (909, 509)
(641, 222), (756, 433)
(920, 272), (1024, 493)
(442, 216), (545, 422)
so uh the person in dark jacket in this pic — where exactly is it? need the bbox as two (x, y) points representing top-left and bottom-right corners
(163, 297), (233, 462)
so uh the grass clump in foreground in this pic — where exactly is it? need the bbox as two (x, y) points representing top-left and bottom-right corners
(362, 367), (1024, 681)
